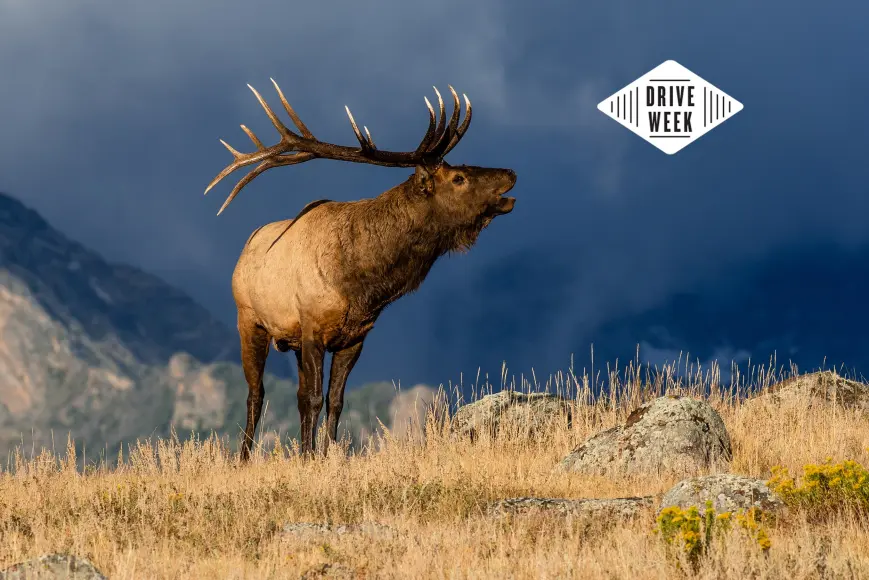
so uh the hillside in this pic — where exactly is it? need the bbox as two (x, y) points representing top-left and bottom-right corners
(0, 192), (426, 459)
(1, 367), (867, 578)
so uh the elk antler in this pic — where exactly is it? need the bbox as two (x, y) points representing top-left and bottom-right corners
(205, 80), (473, 215)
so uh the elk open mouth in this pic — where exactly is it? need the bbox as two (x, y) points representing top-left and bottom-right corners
(486, 192), (515, 216)
(495, 175), (517, 215)
(495, 195), (516, 215)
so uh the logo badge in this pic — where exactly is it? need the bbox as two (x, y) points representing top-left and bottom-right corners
(597, 60), (743, 154)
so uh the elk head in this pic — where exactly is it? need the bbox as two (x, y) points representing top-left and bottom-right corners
(414, 162), (516, 215)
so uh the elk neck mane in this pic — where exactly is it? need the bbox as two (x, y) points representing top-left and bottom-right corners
(332, 175), (488, 316)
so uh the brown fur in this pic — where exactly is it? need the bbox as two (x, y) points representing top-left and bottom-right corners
(232, 162), (516, 458)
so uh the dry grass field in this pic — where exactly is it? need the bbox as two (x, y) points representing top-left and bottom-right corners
(1, 358), (869, 579)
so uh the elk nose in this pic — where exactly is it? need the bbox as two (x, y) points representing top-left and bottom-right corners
(505, 169), (517, 186)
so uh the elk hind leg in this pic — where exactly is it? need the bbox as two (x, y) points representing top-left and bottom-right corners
(238, 313), (270, 461)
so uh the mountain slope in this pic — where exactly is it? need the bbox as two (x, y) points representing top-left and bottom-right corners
(0, 193), (239, 366)
(0, 192), (432, 459)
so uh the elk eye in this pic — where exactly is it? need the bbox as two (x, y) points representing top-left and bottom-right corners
(452, 175), (465, 185)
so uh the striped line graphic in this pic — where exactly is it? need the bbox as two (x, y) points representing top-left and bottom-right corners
(606, 88), (640, 127)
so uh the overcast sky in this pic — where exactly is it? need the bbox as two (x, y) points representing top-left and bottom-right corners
(2, 1), (868, 388)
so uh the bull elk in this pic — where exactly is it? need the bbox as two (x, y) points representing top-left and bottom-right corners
(205, 79), (517, 459)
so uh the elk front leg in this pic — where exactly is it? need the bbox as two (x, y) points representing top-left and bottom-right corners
(295, 339), (326, 456)
(238, 313), (270, 462)
(325, 340), (365, 449)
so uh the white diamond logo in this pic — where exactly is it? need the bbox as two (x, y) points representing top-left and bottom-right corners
(597, 60), (743, 154)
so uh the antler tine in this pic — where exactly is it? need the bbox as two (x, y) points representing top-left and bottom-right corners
(216, 153), (316, 215)
(364, 126), (376, 149)
(428, 86), (461, 156)
(431, 87), (446, 148)
(240, 124), (265, 149)
(443, 93), (472, 155)
(248, 84), (296, 140)
(219, 139), (242, 158)
(345, 106), (371, 151)
(415, 96), (438, 153)
(270, 78), (314, 139)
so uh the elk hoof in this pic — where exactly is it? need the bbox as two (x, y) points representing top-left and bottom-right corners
(273, 339), (291, 352)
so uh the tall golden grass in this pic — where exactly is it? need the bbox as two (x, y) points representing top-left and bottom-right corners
(1, 356), (868, 579)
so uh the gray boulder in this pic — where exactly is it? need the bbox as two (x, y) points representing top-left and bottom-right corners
(488, 496), (654, 521)
(0, 554), (106, 580)
(660, 474), (784, 515)
(556, 395), (731, 476)
(451, 390), (572, 440)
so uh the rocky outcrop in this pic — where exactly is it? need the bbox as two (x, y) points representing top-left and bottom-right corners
(556, 395), (731, 476)
(749, 371), (869, 413)
(451, 390), (572, 440)
(0, 192), (237, 456)
(0, 554), (106, 579)
(488, 496), (654, 521)
(660, 474), (784, 514)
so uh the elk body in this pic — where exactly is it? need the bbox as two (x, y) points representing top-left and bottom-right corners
(205, 80), (516, 459)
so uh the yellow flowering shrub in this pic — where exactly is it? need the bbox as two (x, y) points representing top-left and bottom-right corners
(731, 510), (772, 551)
(655, 501), (770, 566)
(768, 459), (869, 513)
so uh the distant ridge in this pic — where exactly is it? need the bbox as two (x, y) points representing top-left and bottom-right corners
(0, 191), (407, 458)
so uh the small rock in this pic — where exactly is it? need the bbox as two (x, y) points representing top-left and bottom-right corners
(282, 521), (395, 538)
(0, 554), (107, 580)
(301, 562), (357, 580)
(451, 390), (572, 440)
(488, 496), (654, 521)
(660, 474), (784, 515)
(556, 395), (731, 476)
(750, 371), (869, 412)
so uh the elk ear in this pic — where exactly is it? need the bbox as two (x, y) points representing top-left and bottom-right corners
(414, 164), (436, 196)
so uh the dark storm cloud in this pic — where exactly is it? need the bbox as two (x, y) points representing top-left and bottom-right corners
(422, 2), (869, 382)
(1, 0), (868, 386)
